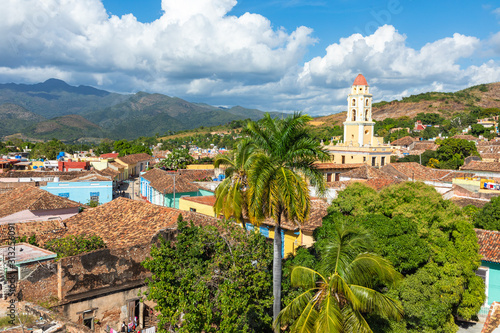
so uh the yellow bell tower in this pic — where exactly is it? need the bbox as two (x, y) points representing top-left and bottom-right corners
(343, 74), (374, 147)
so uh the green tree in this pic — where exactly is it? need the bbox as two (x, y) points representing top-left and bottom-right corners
(156, 148), (194, 170)
(435, 138), (479, 169)
(277, 224), (403, 332)
(474, 196), (500, 231)
(213, 139), (254, 229)
(142, 218), (274, 333)
(326, 182), (485, 332)
(244, 113), (330, 326)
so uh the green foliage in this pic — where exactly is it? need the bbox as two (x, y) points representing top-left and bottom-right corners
(471, 124), (494, 140)
(114, 139), (152, 156)
(474, 196), (500, 231)
(156, 148), (194, 170)
(324, 182), (485, 332)
(415, 113), (445, 125)
(45, 235), (106, 258)
(142, 219), (274, 333)
(396, 150), (437, 166)
(278, 224), (403, 332)
(17, 234), (39, 247)
(435, 138), (479, 169)
(0, 314), (37, 328)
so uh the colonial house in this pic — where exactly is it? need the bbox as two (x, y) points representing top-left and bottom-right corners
(475, 229), (500, 316)
(115, 153), (153, 178)
(140, 168), (213, 209)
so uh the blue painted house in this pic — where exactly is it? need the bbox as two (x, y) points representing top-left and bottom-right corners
(476, 229), (500, 315)
(140, 168), (213, 209)
(41, 180), (113, 205)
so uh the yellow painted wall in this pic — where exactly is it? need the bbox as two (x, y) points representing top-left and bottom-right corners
(90, 161), (109, 171)
(453, 178), (480, 187)
(344, 124), (359, 145)
(186, 164), (215, 170)
(178, 198), (217, 217)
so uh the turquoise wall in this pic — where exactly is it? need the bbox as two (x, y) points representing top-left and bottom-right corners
(41, 181), (113, 204)
(483, 261), (500, 306)
(164, 189), (213, 209)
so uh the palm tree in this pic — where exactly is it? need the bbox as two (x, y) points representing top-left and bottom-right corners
(245, 112), (330, 327)
(213, 139), (255, 229)
(276, 224), (404, 332)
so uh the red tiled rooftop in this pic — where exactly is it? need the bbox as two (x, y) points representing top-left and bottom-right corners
(99, 153), (119, 159)
(353, 74), (368, 86)
(314, 163), (365, 170)
(116, 153), (152, 165)
(181, 195), (217, 206)
(62, 197), (218, 248)
(461, 161), (500, 173)
(475, 228), (500, 264)
(0, 185), (82, 218)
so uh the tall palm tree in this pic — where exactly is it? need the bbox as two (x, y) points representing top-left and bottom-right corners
(245, 112), (330, 328)
(213, 139), (255, 229)
(276, 224), (404, 332)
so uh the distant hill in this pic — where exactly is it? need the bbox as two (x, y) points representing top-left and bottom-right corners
(312, 82), (500, 125)
(23, 114), (106, 141)
(0, 103), (46, 137)
(0, 79), (279, 141)
(0, 78), (129, 119)
(83, 92), (276, 140)
(371, 83), (500, 121)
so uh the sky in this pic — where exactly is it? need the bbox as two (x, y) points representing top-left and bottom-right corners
(1, 0), (500, 116)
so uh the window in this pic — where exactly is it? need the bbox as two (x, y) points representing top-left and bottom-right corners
(363, 157), (366, 162)
(58, 193), (70, 198)
(90, 192), (99, 202)
(352, 99), (356, 106)
(381, 156), (386, 166)
(190, 208), (197, 212)
(351, 156), (354, 159)
(372, 157), (376, 167)
(83, 311), (94, 330)
(476, 267), (489, 305)
(365, 99), (369, 106)
(341, 155), (345, 164)
(352, 110), (356, 121)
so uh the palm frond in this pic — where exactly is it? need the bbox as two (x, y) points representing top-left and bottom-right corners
(349, 285), (404, 321)
(341, 305), (373, 333)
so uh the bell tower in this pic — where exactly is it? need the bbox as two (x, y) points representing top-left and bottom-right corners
(343, 74), (374, 146)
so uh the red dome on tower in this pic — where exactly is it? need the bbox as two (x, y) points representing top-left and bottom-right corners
(353, 74), (368, 86)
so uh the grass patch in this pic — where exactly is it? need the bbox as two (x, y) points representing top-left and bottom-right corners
(0, 314), (37, 328)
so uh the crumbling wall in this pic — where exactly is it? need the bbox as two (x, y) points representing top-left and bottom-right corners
(17, 261), (58, 305)
(60, 244), (151, 299)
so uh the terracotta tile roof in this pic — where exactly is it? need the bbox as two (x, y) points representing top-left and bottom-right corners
(410, 142), (438, 151)
(449, 197), (489, 208)
(181, 195), (217, 206)
(478, 146), (500, 154)
(341, 165), (396, 180)
(365, 178), (401, 191)
(475, 228), (500, 263)
(62, 197), (217, 248)
(314, 163), (365, 170)
(116, 153), (152, 165)
(142, 168), (200, 193)
(391, 136), (418, 146)
(1, 171), (95, 180)
(452, 134), (478, 141)
(99, 153), (119, 159)
(96, 168), (120, 179)
(461, 161), (500, 173)
(0, 185), (81, 218)
(108, 161), (125, 169)
(480, 153), (500, 161)
(0, 219), (66, 246)
(68, 172), (112, 182)
(353, 74), (368, 86)
(381, 162), (465, 182)
(259, 199), (329, 232)
(482, 302), (500, 333)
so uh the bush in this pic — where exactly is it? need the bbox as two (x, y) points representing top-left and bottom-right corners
(45, 235), (106, 258)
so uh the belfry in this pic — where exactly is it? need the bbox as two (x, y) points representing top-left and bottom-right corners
(323, 74), (393, 168)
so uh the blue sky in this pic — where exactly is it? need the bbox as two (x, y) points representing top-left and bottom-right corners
(1, 0), (500, 115)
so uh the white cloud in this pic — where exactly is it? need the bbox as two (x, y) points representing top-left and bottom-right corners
(0, 1), (498, 116)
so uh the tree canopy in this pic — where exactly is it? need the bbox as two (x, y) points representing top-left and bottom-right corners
(142, 217), (274, 333)
(315, 182), (484, 332)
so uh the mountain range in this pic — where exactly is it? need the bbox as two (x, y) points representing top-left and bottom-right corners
(0, 79), (280, 141)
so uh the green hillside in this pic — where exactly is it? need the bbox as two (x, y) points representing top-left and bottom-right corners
(23, 114), (106, 141)
(0, 103), (46, 137)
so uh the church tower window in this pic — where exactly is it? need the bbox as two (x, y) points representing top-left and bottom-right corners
(352, 110), (356, 121)
(352, 99), (356, 106)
